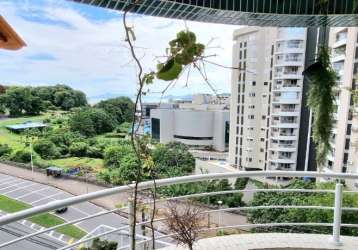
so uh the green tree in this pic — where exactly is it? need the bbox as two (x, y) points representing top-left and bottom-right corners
(94, 97), (134, 124)
(247, 179), (358, 236)
(0, 144), (12, 158)
(10, 149), (32, 163)
(1, 87), (44, 116)
(152, 142), (195, 175)
(103, 144), (134, 168)
(33, 140), (61, 159)
(69, 142), (88, 157)
(69, 108), (116, 136)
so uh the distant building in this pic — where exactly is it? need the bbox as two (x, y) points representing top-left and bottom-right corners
(6, 121), (47, 133)
(150, 94), (230, 152)
(228, 27), (308, 171)
(326, 28), (358, 174)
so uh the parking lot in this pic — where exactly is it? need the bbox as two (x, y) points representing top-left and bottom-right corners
(0, 173), (127, 235)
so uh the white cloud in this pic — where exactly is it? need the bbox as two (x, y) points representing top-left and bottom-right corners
(0, 0), (240, 101)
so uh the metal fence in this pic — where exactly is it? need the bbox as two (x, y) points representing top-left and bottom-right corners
(0, 171), (358, 249)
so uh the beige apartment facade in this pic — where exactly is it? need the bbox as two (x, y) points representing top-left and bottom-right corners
(332, 28), (358, 174)
(229, 26), (358, 174)
(228, 27), (307, 171)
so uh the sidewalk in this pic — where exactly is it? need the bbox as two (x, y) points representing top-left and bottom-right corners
(0, 163), (247, 229)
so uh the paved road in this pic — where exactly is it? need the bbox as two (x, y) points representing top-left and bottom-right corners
(0, 163), (248, 247)
(0, 173), (171, 249)
(0, 221), (65, 250)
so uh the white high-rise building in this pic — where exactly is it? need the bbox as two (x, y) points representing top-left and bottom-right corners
(329, 28), (358, 174)
(228, 27), (307, 171)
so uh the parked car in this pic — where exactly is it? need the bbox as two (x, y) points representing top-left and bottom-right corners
(55, 207), (68, 214)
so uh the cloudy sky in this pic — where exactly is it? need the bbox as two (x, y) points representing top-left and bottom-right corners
(0, 0), (239, 102)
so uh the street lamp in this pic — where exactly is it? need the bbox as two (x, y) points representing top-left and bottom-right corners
(217, 200), (223, 235)
(30, 141), (34, 180)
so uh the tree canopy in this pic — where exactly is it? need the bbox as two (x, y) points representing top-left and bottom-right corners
(94, 97), (134, 124)
(0, 84), (87, 116)
(68, 107), (117, 136)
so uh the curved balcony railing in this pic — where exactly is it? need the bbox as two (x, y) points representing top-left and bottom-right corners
(0, 171), (358, 249)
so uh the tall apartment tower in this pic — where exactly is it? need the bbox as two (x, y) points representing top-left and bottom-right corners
(228, 27), (308, 171)
(328, 28), (358, 173)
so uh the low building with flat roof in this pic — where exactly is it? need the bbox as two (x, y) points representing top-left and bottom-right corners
(151, 94), (230, 152)
(6, 121), (47, 133)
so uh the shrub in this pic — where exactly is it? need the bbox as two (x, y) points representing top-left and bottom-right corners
(0, 144), (12, 158)
(69, 108), (116, 136)
(87, 146), (103, 158)
(234, 178), (249, 190)
(33, 140), (61, 159)
(103, 145), (133, 168)
(10, 149), (32, 163)
(79, 237), (117, 250)
(69, 142), (88, 157)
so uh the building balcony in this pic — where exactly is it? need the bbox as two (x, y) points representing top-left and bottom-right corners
(272, 86), (301, 92)
(275, 59), (304, 67)
(333, 37), (347, 48)
(269, 144), (297, 152)
(269, 156), (296, 164)
(331, 54), (346, 63)
(271, 97), (300, 104)
(274, 72), (302, 80)
(271, 111), (300, 117)
(270, 132), (297, 140)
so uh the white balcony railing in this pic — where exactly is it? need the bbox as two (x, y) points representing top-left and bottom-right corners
(0, 171), (357, 249)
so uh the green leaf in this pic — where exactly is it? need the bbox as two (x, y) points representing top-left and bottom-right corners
(156, 58), (183, 81)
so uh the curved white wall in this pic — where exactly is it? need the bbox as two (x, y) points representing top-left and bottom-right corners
(173, 110), (213, 138)
(151, 108), (229, 151)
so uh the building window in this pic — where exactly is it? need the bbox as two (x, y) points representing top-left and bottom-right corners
(264, 82), (268, 85)
(343, 153), (349, 165)
(345, 138), (350, 150)
(151, 118), (160, 140)
(252, 81), (256, 86)
(248, 115), (255, 119)
(249, 92), (256, 97)
(260, 138), (265, 142)
(347, 124), (352, 135)
(260, 148), (264, 152)
(262, 115), (266, 120)
(225, 121), (230, 146)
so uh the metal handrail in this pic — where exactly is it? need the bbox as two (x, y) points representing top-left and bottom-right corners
(0, 171), (356, 248)
(117, 222), (358, 250)
(0, 208), (120, 248)
(1, 171), (357, 226)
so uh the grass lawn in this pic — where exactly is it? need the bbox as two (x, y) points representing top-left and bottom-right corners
(0, 195), (86, 239)
(48, 157), (104, 172)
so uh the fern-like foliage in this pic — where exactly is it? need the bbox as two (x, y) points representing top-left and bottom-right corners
(307, 46), (338, 168)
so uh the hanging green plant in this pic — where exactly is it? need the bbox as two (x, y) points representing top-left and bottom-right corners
(156, 58), (183, 81)
(156, 30), (205, 81)
(305, 46), (339, 169)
